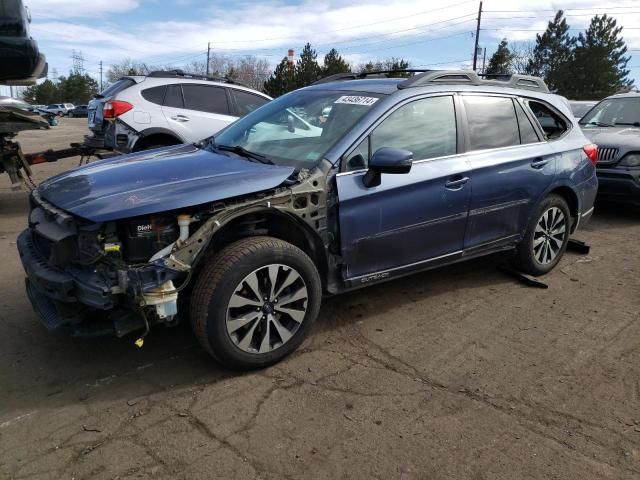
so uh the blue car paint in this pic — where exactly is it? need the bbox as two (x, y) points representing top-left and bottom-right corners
(327, 82), (596, 282)
(38, 144), (295, 222)
(34, 78), (597, 289)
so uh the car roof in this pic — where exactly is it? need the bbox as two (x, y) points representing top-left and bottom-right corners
(605, 92), (640, 99)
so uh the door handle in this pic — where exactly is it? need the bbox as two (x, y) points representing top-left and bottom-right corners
(445, 176), (469, 190)
(171, 115), (189, 122)
(531, 157), (549, 169)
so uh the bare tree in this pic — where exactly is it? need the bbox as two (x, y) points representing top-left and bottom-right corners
(510, 41), (536, 75)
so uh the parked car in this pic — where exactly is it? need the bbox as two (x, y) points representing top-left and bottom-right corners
(569, 100), (597, 121)
(67, 104), (88, 117)
(86, 70), (272, 153)
(18, 70), (598, 370)
(579, 92), (640, 205)
(41, 103), (74, 116)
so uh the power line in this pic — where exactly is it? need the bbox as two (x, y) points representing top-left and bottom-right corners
(206, 0), (477, 44)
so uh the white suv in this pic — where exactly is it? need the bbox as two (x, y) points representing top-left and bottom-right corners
(42, 103), (74, 116)
(86, 70), (272, 153)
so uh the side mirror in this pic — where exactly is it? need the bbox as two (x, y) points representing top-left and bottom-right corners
(363, 147), (413, 188)
(287, 114), (295, 133)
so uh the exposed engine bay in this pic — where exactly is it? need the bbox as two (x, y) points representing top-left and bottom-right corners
(19, 167), (330, 338)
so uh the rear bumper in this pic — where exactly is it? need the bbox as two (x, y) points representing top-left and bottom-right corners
(596, 168), (640, 204)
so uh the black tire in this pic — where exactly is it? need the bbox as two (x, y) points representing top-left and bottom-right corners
(68, 112), (74, 118)
(515, 194), (571, 276)
(190, 236), (322, 370)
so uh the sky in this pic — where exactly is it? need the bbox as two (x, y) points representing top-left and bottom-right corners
(20, 0), (640, 86)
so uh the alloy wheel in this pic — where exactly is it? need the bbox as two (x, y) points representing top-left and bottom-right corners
(532, 206), (566, 265)
(226, 264), (308, 354)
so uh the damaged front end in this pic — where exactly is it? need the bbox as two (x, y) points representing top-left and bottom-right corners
(18, 168), (329, 338)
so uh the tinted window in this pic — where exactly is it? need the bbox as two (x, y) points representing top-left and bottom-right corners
(370, 96), (457, 162)
(345, 137), (369, 171)
(464, 96), (519, 150)
(515, 101), (540, 144)
(183, 85), (229, 115)
(141, 85), (166, 105)
(99, 78), (135, 98)
(164, 84), (183, 108)
(233, 90), (269, 116)
(528, 101), (568, 140)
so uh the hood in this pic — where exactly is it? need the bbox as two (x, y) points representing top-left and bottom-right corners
(581, 126), (640, 149)
(39, 144), (295, 222)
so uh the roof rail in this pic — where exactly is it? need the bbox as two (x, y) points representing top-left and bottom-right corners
(145, 69), (246, 86)
(398, 70), (549, 93)
(311, 69), (432, 85)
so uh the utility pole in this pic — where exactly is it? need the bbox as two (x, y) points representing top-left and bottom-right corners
(99, 61), (103, 91)
(472, 1), (483, 71)
(481, 47), (487, 74)
(206, 42), (211, 76)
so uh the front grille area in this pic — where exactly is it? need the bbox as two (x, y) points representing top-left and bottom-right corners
(598, 147), (619, 165)
(32, 231), (53, 261)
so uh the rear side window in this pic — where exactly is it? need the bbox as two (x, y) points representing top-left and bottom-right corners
(99, 78), (135, 98)
(233, 90), (269, 116)
(141, 85), (166, 105)
(164, 84), (183, 108)
(463, 96), (520, 150)
(527, 101), (569, 140)
(515, 101), (540, 144)
(182, 85), (229, 115)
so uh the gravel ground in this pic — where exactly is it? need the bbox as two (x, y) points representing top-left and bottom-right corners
(1, 118), (639, 479)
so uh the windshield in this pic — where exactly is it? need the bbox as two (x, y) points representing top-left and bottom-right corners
(580, 97), (640, 127)
(570, 102), (595, 118)
(211, 89), (383, 168)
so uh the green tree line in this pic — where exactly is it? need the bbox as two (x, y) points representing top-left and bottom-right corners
(484, 11), (633, 99)
(21, 72), (99, 105)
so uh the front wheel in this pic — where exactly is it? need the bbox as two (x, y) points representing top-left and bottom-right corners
(190, 236), (322, 370)
(515, 194), (571, 276)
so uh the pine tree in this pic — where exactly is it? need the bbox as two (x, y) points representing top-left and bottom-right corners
(569, 15), (633, 99)
(527, 10), (574, 93)
(322, 48), (350, 77)
(263, 57), (296, 97)
(485, 39), (514, 75)
(296, 43), (321, 88)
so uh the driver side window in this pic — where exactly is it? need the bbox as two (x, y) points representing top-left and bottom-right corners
(344, 96), (457, 172)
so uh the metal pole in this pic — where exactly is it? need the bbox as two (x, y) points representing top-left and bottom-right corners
(472, 1), (483, 71)
(206, 42), (211, 76)
(99, 61), (103, 90)
(482, 48), (487, 74)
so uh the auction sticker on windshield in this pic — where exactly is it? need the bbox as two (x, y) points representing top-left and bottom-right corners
(334, 96), (379, 106)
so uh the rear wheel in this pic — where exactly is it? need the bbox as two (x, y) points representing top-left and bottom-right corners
(515, 194), (571, 276)
(190, 236), (322, 370)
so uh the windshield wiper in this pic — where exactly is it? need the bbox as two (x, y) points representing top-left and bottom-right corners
(583, 121), (615, 127)
(214, 144), (274, 165)
(613, 122), (640, 127)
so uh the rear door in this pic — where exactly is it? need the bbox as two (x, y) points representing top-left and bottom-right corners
(161, 83), (236, 143)
(336, 95), (472, 280)
(460, 94), (556, 250)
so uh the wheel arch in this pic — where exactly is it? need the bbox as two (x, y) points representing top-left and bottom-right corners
(207, 209), (329, 289)
(133, 128), (184, 151)
(547, 184), (580, 232)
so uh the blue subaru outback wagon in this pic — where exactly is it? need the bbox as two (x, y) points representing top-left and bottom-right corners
(18, 70), (598, 369)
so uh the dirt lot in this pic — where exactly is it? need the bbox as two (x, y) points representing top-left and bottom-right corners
(1, 118), (639, 479)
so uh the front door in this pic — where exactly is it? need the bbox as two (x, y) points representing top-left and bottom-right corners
(336, 95), (471, 281)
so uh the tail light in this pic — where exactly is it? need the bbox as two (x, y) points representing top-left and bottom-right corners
(103, 100), (133, 119)
(583, 144), (598, 165)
